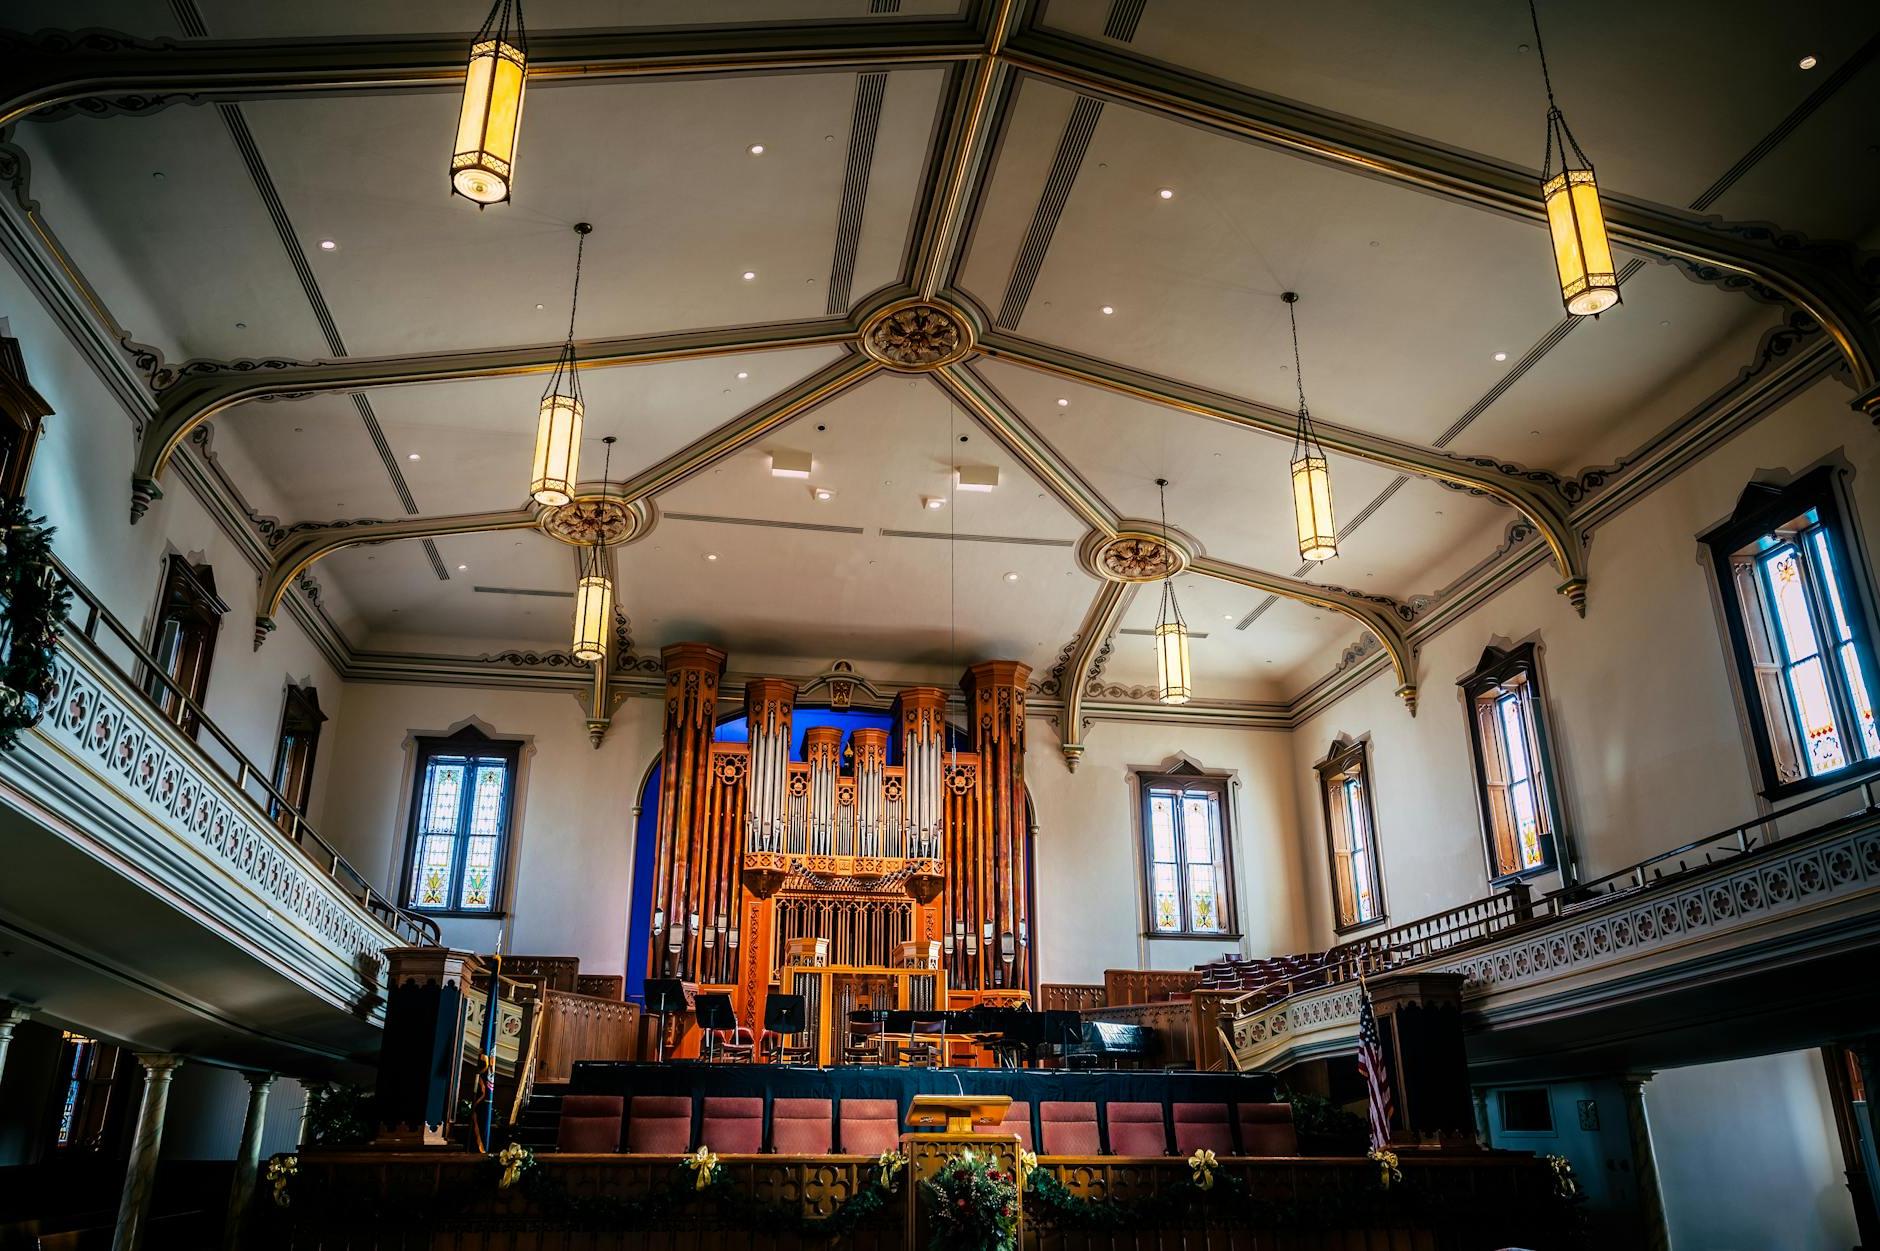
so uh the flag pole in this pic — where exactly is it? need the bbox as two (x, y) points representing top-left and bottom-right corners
(476, 926), (504, 1153)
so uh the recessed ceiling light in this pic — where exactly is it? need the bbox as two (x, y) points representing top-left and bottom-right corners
(1003, 571), (1020, 582)
(749, 143), (766, 154)
(813, 487), (834, 501)
(318, 239), (337, 250)
(1056, 397), (1070, 407)
(1799, 54), (1818, 69)
(407, 452), (421, 460)
(535, 303), (545, 310)
(742, 270), (757, 281)
(1493, 352), (1507, 362)
(457, 564), (468, 571)
(705, 553), (719, 561)
(1157, 187), (1174, 200)
(1223, 613), (1234, 620)
(1100, 305), (1115, 315)
(923, 495), (946, 510)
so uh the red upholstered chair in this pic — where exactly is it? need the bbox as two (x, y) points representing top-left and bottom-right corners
(838, 1098), (901, 1155)
(1236, 1103), (1299, 1155)
(555, 1094), (623, 1153)
(700, 1096), (764, 1153)
(625, 1095), (694, 1153)
(1172, 1103), (1233, 1155)
(771, 1098), (835, 1153)
(1038, 1101), (1100, 1155)
(974, 1100), (1032, 1151)
(1104, 1101), (1169, 1156)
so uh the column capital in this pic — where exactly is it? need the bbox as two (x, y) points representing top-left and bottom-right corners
(1620, 1070), (1657, 1089)
(134, 1053), (185, 1076)
(0, 1001), (31, 1029)
(244, 1071), (278, 1092)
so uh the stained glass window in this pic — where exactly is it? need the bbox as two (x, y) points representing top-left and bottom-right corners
(1140, 773), (1234, 935)
(405, 731), (518, 912)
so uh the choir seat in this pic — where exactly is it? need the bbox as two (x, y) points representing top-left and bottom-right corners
(838, 1098), (900, 1155)
(555, 1094), (623, 1153)
(771, 1098), (835, 1153)
(1171, 1102), (1233, 1155)
(700, 1096), (764, 1153)
(1038, 1101), (1100, 1155)
(625, 1095), (694, 1153)
(973, 1100), (1032, 1151)
(1104, 1101), (1169, 1156)
(1236, 1102), (1299, 1155)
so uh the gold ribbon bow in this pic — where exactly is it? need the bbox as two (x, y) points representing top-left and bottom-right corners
(1016, 1149), (1038, 1192)
(1544, 1154), (1581, 1199)
(264, 1154), (298, 1209)
(497, 1142), (531, 1189)
(1367, 1147), (1401, 1189)
(876, 1150), (908, 1190)
(1186, 1148), (1219, 1191)
(685, 1145), (720, 1192)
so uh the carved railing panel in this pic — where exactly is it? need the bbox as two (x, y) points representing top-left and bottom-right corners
(1102, 969), (1200, 1006)
(1039, 983), (1105, 1012)
(536, 989), (639, 1083)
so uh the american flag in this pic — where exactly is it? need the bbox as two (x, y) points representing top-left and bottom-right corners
(1356, 980), (1395, 1150)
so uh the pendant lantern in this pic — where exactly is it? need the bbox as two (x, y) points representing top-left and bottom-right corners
(1530, 0), (1619, 317)
(1153, 478), (1193, 706)
(451, 0), (528, 206)
(570, 436), (616, 664)
(1285, 292), (1337, 562)
(531, 223), (590, 507)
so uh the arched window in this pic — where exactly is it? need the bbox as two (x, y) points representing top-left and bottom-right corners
(401, 726), (521, 915)
(1136, 761), (1237, 937)
(1460, 643), (1569, 883)
(143, 556), (226, 739)
(1316, 737), (1385, 931)
(270, 684), (325, 835)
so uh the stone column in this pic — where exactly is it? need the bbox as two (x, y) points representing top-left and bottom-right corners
(1620, 1072), (1672, 1251)
(1472, 1087), (1492, 1147)
(0, 1001), (30, 1082)
(221, 1072), (275, 1251)
(111, 1053), (184, 1251)
(296, 1080), (325, 1150)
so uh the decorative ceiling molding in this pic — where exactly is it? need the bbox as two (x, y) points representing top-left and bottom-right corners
(8, 4), (1876, 403)
(251, 353), (881, 644)
(976, 329), (1590, 614)
(1058, 579), (1131, 770)
(0, 21), (990, 129)
(128, 316), (863, 517)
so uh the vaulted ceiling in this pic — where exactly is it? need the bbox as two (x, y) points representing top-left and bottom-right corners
(4, 0), (1876, 720)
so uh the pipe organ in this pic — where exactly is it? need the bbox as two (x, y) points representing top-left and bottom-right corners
(649, 645), (1035, 1047)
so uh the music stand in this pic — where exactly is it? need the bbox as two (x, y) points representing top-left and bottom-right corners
(696, 992), (737, 1064)
(763, 994), (809, 1065)
(644, 978), (686, 1064)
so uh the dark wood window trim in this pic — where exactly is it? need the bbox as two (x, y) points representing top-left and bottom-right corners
(270, 684), (326, 837)
(1702, 465), (1880, 801)
(1459, 642), (1569, 886)
(399, 725), (522, 917)
(143, 556), (227, 740)
(1135, 762), (1241, 939)
(1316, 737), (1387, 934)
(0, 329), (51, 504)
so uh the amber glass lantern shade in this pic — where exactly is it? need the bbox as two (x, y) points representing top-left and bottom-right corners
(1154, 581), (1192, 706)
(1291, 449), (1337, 562)
(451, 2), (527, 206)
(570, 549), (612, 663)
(530, 378), (582, 507)
(1542, 111), (1619, 317)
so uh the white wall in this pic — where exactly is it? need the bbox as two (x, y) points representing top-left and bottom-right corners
(1287, 376), (1880, 948)
(1649, 1050), (1859, 1251)
(1026, 719), (1307, 986)
(315, 683), (662, 972)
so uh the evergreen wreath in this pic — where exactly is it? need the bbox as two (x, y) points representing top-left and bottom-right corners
(0, 499), (69, 750)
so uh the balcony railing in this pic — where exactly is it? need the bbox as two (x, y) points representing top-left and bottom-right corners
(1222, 772), (1880, 1016)
(38, 554), (437, 947)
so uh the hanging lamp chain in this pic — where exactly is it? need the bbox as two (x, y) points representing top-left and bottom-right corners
(1285, 293), (1322, 460)
(593, 436), (617, 552)
(566, 224), (588, 345)
(1527, 0), (1590, 177)
(477, 0), (528, 54)
(1155, 477), (1184, 627)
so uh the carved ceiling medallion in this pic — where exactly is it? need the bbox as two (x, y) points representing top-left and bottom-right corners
(860, 301), (974, 371)
(1086, 530), (1191, 583)
(537, 495), (650, 547)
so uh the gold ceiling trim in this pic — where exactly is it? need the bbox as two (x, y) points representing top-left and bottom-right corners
(1082, 529), (1191, 583)
(537, 495), (654, 547)
(859, 299), (977, 371)
(1060, 579), (1133, 772)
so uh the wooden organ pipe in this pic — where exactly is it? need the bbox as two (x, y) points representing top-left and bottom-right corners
(651, 643), (726, 980)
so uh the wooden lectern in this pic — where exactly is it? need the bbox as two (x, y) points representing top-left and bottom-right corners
(903, 1095), (1022, 1248)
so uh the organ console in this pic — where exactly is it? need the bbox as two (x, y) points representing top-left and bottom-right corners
(646, 647), (1037, 1060)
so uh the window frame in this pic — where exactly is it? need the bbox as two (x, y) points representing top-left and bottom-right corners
(269, 684), (326, 836)
(143, 556), (227, 740)
(1703, 466), (1880, 800)
(1459, 643), (1570, 886)
(1135, 765), (1240, 939)
(1316, 738), (1387, 933)
(398, 726), (522, 918)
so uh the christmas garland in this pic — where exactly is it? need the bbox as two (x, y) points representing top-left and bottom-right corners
(0, 500), (69, 751)
(265, 1145), (907, 1236)
(922, 1148), (1018, 1251)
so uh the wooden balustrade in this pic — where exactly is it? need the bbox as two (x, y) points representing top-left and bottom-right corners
(534, 989), (639, 1083)
(1039, 983), (1106, 1012)
(1101, 969), (1200, 1006)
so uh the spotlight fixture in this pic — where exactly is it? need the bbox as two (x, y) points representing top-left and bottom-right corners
(1494, 352), (1508, 362)
(570, 436), (616, 664)
(458, 564), (469, 571)
(1003, 571), (1020, 583)
(705, 553), (719, 562)
(742, 271), (757, 281)
(1101, 305), (1115, 315)
(813, 487), (835, 501)
(736, 371), (749, 380)
(529, 223), (590, 506)
(407, 452), (421, 460)
(1157, 188), (1174, 199)
(1284, 292), (1337, 562)
(1798, 54), (1818, 69)
(1056, 398), (1070, 408)
(1153, 478), (1192, 706)
(1528, 0), (1619, 316)
(922, 496), (947, 510)
(450, 0), (527, 206)
(955, 465), (999, 493)
(318, 239), (337, 251)
(748, 143), (766, 154)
